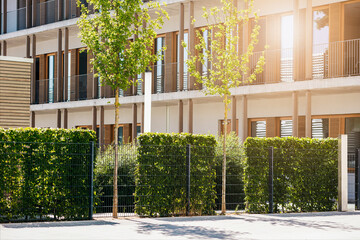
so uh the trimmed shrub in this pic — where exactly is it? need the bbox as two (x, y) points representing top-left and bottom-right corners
(134, 133), (217, 217)
(244, 137), (338, 213)
(0, 128), (96, 222)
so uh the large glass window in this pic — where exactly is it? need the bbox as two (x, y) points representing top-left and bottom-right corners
(312, 8), (329, 79)
(251, 120), (266, 138)
(176, 32), (188, 91)
(311, 118), (329, 138)
(47, 55), (55, 103)
(281, 15), (294, 82)
(63, 52), (71, 101)
(154, 37), (165, 93)
(280, 119), (293, 137)
(78, 51), (87, 100)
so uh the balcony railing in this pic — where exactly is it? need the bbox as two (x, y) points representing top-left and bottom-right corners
(32, 39), (360, 105)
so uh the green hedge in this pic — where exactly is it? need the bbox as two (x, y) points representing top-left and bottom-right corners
(134, 133), (217, 216)
(0, 128), (96, 222)
(244, 137), (338, 213)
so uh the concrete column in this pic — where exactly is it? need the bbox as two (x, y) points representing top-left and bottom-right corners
(30, 111), (35, 128)
(56, 109), (61, 128)
(305, 0), (313, 80)
(0, 0), (2, 35)
(338, 134), (348, 212)
(100, 106), (105, 146)
(305, 90), (312, 138)
(292, 91), (298, 137)
(188, 1), (195, 90)
(179, 2), (184, 91)
(31, 34), (36, 104)
(242, 95), (248, 141)
(92, 106), (97, 132)
(58, 0), (63, 21)
(3, 0), (7, 34)
(2, 40), (6, 56)
(293, 0), (300, 81)
(178, 100), (183, 133)
(32, 0), (37, 27)
(64, 28), (69, 101)
(232, 96), (237, 133)
(26, 36), (31, 58)
(132, 103), (137, 142)
(26, 0), (31, 28)
(64, 0), (69, 20)
(141, 102), (144, 133)
(188, 99), (193, 133)
(57, 29), (63, 102)
(63, 109), (68, 129)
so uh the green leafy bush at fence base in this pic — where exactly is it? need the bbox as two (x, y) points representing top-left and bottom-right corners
(135, 133), (217, 217)
(0, 128), (96, 222)
(244, 137), (338, 213)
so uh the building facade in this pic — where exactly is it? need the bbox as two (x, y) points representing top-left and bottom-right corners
(0, 0), (359, 148)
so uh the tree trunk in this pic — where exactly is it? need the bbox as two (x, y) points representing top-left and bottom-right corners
(113, 87), (119, 218)
(221, 95), (228, 214)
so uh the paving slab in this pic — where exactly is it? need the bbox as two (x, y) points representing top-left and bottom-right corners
(1, 212), (360, 240)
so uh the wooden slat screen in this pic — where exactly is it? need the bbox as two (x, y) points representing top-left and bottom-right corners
(0, 58), (32, 128)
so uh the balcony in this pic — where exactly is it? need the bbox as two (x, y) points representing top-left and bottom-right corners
(32, 39), (360, 105)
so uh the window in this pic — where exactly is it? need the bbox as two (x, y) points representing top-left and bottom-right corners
(78, 50), (87, 100)
(154, 36), (165, 93)
(176, 32), (188, 91)
(311, 118), (329, 139)
(251, 120), (266, 137)
(280, 119), (293, 137)
(201, 29), (211, 88)
(62, 51), (71, 101)
(281, 15), (294, 82)
(312, 8), (329, 79)
(47, 54), (55, 103)
(136, 73), (142, 95)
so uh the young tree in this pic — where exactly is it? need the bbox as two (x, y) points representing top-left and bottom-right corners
(77, 0), (168, 218)
(185, 0), (265, 214)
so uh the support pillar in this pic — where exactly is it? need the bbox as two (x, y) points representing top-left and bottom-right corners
(100, 106), (105, 146)
(141, 102), (144, 133)
(2, 40), (7, 56)
(63, 109), (68, 129)
(57, 29), (63, 102)
(3, 0), (7, 34)
(64, 28), (69, 101)
(292, 91), (298, 137)
(188, 99), (193, 134)
(132, 103), (137, 142)
(179, 2), (184, 91)
(26, 0), (31, 28)
(338, 134), (348, 212)
(32, 0), (37, 27)
(305, 90), (312, 138)
(30, 111), (35, 128)
(31, 34), (36, 104)
(232, 96), (237, 133)
(188, 1), (195, 90)
(178, 100), (183, 133)
(92, 106), (97, 132)
(56, 109), (61, 128)
(64, 0), (69, 20)
(293, 0), (300, 81)
(242, 95), (248, 141)
(305, 0), (313, 80)
(26, 36), (31, 58)
(58, 0), (63, 21)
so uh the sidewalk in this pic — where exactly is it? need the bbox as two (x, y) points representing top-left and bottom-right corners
(1, 212), (360, 240)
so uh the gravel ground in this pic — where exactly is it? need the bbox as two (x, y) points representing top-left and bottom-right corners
(1, 212), (360, 240)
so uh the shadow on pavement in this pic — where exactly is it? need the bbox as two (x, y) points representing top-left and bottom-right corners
(130, 218), (248, 240)
(1, 220), (119, 229)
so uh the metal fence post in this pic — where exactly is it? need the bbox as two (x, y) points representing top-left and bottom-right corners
(89, 141), (95, 220)
(268, 147), (274, 213)
(186, 144), (191, 216)
(356, 148), (360, 210)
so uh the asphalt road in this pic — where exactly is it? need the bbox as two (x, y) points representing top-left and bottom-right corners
(1, 212), (360, 240)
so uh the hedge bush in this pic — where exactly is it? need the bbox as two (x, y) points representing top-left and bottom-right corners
(0, 128), (96, 222)
(134, 133), (217, 216)
(244, 137), (338, 213)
